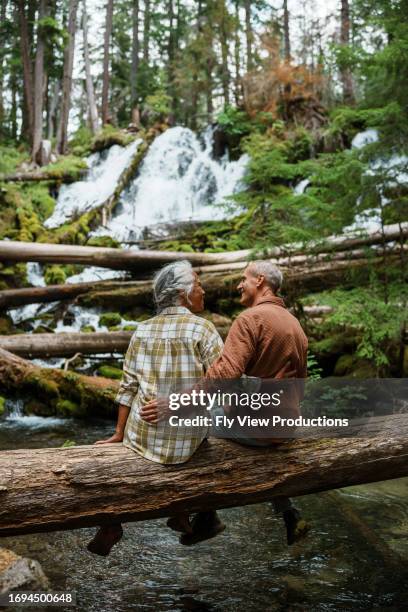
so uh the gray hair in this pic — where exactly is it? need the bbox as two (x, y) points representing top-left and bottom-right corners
(152, 260), (195, 312)
(248, 260), (283, 292)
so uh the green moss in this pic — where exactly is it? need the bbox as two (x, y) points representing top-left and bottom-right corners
(98, 365), (123, 380)
(86, 236), (120, 248)
(123, 324), (138, 331)
(33, 325), (54, 334)
(56, 399), (84, 418)
(333, 354), (355, 376)
(92, 126), (135, 152)
(41, 155), (87, 182)
(61, 439), (77, 448)
(0, 396), (6, 416)
(80, 325), (96, 333)
(99, 312), (122, 327)
(44, 265), (67, 285)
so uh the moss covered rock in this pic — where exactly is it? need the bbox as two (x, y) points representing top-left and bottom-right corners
(56, 399), (85, 418)
(0, 396), (5, 416)
(80, 325), (96, 333)
(99, 312), (122, 327)
(98, 365), (123, 380)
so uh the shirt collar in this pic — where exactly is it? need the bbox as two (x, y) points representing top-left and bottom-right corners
(254, 296), (286, 308)
(159, 306), (191, 316)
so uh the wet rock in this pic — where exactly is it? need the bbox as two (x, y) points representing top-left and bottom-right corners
(0, 548), (49, 594)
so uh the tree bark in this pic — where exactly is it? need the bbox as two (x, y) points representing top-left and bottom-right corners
(233, 0), (241, 105)
(244, 0), (253, 71)
(47, 80), (60, 140)
(0, 332), (133, 358)
(0, 223), (406, 272)
(143, 0), (150, 62)
(18, 0), (34, 144)
(340, 0), (355, 104)
(283, 0), (291, 61)
(0, 415), (407, 537)
(0, 0), (7, 130)
(130, 0), (140, 109)
(82, 0), (98, 134)
(101, 0), (114, 125)
(0, 347), (118, 421)
(32, 0), (48, 163)
(56, 0), (79, 153)
(219, 0), (230, 106)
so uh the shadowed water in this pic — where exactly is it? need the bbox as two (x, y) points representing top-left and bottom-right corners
(1, 411), (407, 611)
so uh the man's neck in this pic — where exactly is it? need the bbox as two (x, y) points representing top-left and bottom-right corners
(251, 289), (276, 307)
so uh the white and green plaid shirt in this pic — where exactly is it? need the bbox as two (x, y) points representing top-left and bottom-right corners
(116, 306), (224, 464)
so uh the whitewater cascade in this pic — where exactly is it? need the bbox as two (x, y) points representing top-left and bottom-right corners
(44, 139), (142, 229)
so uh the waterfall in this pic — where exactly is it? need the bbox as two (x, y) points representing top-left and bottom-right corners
(91, 126), (248, 243)
(44, 139), (142, 229)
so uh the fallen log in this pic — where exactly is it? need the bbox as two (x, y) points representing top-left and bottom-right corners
(0, 332), (133, 358)
(0, 348), (118, 418)
(0, 170), (86, 183)
(0, 223), (406, 272)
(76, 253), (401, 310)
(0, 413), (407, 537)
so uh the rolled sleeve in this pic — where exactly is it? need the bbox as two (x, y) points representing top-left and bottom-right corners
(115, 337), (140, 407)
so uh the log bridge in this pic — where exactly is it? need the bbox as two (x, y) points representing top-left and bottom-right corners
(0, 413), (407, 538)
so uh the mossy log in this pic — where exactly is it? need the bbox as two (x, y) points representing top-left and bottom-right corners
(0, 414), (407, 537)
(0, 170), (87, 183)
(0, 348), (118, 418)
(0, 332), (133, 358)
(0, 223), (406, 272)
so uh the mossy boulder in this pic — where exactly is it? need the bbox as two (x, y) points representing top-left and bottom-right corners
(0, 396), (6, 416)
(80, 325), (96, 333)
(44, 265), (67, 285)
(99, 312), (122, 327)
(98, 365), (123, 380)
(333, 354), (355, 376)
(123, 324), (138, 331)
(56, 399), (85, 418)
(92, 126), (134, 152)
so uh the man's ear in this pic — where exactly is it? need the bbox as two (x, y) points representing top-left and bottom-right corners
(256, 274), (265, 288)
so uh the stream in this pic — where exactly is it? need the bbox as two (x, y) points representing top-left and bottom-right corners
(1, 403), (407, 611)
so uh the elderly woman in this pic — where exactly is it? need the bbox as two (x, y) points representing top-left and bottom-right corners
(87, 260), (225, 556)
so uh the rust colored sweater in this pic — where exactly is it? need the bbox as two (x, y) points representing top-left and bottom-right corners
(206, 296), (308, 380)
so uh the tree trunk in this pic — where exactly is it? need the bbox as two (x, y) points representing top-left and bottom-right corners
(47, 80), (60, 140)
(340, 0), (355, 104)
(0, 414), (407, 537)
(244, 0), (253, 71)
(233, 0), (241, 105)
(56, 0), (79, 153)
(219, 0), (230, 106)
(0, 347), (118, 421)
(283, 0), (290, 61)
(143, 0), (150, 62)
(0, 0), (7, 131)
(82, 0), (98, 134)
(130, 0), (140, 110)
(18, 0), (34, 144)
(32, 0), (48, 163)
(0, 223), (406, 272)
(0, 332), (133, 358)
(101, 0), (114, 125)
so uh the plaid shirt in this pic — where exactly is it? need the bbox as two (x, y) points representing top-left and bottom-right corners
(116, 306), (224, 464)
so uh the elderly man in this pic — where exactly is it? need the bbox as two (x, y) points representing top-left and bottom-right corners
(142, 261), (309, 545)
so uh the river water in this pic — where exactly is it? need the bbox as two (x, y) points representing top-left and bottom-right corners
(1, 407), (407, 611)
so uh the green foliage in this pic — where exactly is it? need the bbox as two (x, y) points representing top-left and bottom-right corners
(61, 439), (77, 448)
(69, 126), (94, 157)
(144, 91), (172, 121)
(217, 106), (253, 137)
(307, 284), (407, 373)
(0, 145), (28, 174)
